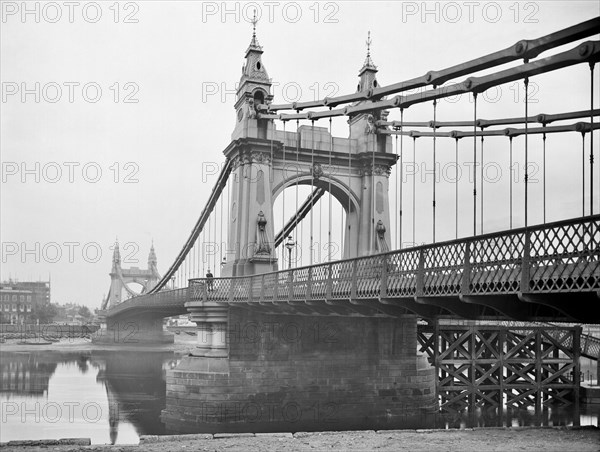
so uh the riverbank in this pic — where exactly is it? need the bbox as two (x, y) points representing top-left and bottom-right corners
(0, 333), (196, 353)
(1, 427), (599, 451)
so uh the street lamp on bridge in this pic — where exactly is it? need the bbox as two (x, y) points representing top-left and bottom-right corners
(285, 235), (295, 270)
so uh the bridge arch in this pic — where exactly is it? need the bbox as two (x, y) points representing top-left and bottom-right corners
(271, 173), (361, 217)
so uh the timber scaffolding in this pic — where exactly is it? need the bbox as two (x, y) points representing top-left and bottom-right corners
(417, 321), (600, 420)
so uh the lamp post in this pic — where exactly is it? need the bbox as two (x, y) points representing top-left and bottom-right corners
(285, 235), (295, 269)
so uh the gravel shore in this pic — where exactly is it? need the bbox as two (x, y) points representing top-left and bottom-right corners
(2, 427), (599, 452)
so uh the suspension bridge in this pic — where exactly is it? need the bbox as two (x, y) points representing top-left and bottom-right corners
(95, 17), (600, 432)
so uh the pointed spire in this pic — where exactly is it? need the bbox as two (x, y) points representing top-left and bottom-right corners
(247, 8), (262, 53)
(360, 30), (378, 74)
(235, 7), (271, 111)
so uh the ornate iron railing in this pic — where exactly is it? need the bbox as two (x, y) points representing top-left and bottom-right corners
(189, 215), (599, 304)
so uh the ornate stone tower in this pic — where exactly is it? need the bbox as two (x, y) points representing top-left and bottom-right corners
(349, 31), (394, 257)
(223, 14), (278, 277)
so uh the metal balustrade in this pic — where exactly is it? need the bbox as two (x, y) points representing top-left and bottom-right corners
(189, 215), (599, 304)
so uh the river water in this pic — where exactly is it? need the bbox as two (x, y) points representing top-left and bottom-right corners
(0, 350), (598, 445)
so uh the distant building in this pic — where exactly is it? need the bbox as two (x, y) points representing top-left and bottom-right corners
(0, 280), (50, 324)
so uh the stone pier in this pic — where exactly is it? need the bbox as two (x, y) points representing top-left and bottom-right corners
(162, 308), (437, 433)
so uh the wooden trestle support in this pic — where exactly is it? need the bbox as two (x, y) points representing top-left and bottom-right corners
(418, 323), (581, 422)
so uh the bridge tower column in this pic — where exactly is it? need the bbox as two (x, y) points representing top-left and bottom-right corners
(347, 37), (394, 256)
(222, 20), (277, 278)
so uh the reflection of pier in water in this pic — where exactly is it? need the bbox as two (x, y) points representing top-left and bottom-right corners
(92, 351), (177, 444)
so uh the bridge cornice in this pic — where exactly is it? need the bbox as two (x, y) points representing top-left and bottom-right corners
(224, 137), (398, 173)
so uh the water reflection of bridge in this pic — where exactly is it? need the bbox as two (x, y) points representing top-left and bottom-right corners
(0, 351), (178, 445)
(93, 351), (177, 444)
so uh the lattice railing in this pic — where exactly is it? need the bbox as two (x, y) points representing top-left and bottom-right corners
(109, 217), (598, 318)
(187, 215), (599, 304)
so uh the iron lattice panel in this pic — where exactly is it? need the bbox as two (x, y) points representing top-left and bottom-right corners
(422, 243), (466, 296)
(189, 281), (203, 301)
(276, 272), (290, 300)
(292, 267), (310, 300)
(355, 255), (383, 298)
(230, 277), (252, 302)
(207, 277), (230, 302)
(261, 273), (278, 301)
(386, 249), (420, 297)
(250, 275), (263, 301)
(468, 232), (525, 294)
(309, 264), (329, 300)
(528, 219), (600, 292)
(329, 261), (353, 299)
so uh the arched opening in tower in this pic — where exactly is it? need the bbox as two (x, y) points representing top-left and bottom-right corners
(254, 90), (268, 139)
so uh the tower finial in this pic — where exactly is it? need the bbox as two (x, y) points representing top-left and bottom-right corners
(248, 8), (261, 49)
(360, 30), (377, 74)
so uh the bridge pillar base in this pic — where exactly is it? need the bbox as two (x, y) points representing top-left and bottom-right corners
(163, 309), (437, 433)
(187, 303), (229, 357)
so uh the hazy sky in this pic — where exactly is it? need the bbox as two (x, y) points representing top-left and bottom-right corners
(1, 1), (599, 308)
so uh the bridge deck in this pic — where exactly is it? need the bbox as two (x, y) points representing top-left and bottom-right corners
(105, 215), (599, 322)
(190, 215), (599, 322)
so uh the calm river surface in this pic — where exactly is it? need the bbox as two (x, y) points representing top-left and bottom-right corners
(0, 350), (598, 445)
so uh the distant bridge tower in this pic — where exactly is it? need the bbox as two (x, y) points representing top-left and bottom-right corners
(103, 241), (161, 309)
(223, 25), (395, 277)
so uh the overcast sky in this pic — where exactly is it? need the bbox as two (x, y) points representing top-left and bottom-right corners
(1, 1), (598, 308)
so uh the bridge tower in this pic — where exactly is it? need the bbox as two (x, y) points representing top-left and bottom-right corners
(104, 241), (161, 309)
(223, 26), (396, 277)
(168, 24), (436, 433)
(223, 18), (277, 277)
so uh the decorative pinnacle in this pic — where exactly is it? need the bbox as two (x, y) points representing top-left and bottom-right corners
(249, 8), (261, 49)
(361, 30), (377, 71)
